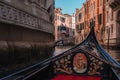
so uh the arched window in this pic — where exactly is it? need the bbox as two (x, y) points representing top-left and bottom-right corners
(117, 10), (120, 24)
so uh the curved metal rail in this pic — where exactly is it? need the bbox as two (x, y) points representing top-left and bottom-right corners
(80, 21), (120, 67)
(76, 21), (120, 79)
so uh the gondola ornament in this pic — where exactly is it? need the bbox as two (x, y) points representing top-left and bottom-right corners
(53, 20), (120, 79)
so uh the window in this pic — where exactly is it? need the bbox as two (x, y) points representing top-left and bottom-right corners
(85, 8), (87, 14)
(60, 17), (65, 23)
(100, 0), (102, 6)
(85, 21), (86, 28)
(80, 24), (82, 30)
(98, 14), (102, 25)
(89, 4), (91, 12)
(82, 23), (84, 30)
(76, 25), (79, 31)
(90, 4), (92, 12)
(111, 10), (114, 21)
(117, 10), (120, 24)
(106, 11), (109, 23)
(111, 24), (113, 34)
(79, 23), (85, 30)
(79, 13), (82, 20)
(94, 2), (95, 10)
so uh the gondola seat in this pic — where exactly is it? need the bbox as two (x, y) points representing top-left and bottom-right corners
(52, 74), (102, 80)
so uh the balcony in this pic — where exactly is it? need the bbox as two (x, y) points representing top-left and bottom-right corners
(109, 0), (120, 9)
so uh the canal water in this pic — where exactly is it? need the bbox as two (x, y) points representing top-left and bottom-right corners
(53, 46), (73, 56)
(53, 46), (120, 63)
(105, 49), (120, 63)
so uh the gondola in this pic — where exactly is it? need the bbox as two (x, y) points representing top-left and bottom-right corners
(1, 21), (120, 80)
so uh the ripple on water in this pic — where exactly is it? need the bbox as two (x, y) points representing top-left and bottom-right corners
(53, 46), (72, 56)
(106, 49), (120, 63)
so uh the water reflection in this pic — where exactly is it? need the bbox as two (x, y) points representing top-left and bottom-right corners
(53, 46), (72, 56)
(94, 29), (120, 63)
(106, 49), (120, 63)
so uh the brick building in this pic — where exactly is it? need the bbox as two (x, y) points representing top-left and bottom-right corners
(75, 0), (120, 47)
(104, 0), (120, 47)
(54, 8), (74, 44)
(75, 0), (106, 44)
(75, 7), (85, 44)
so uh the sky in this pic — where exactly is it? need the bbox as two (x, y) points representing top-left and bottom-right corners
(55, 0), (86, 15)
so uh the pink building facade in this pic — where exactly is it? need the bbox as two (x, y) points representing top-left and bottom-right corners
(54, 8), (74, 44)
(104, 0), (120, 47)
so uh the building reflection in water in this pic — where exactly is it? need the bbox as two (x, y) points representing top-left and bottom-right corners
(106, 49), (120, 63)
(53, 46), (72, 56)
